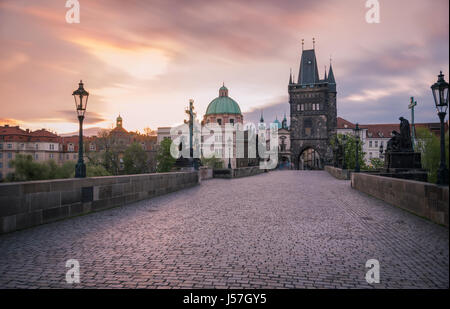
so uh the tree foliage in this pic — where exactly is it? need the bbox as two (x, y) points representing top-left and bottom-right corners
(156, 138), (176, 172)
(416, 127), (449, 183)
(6, 154), (111, 182)
(369, 158), (384, 170)
(331, 134), (367, 170)
(123, 142), (149, 174)
(201, 155), (223, 169)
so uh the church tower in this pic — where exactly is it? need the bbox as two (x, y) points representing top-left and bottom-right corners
(288, 41), (337, 169)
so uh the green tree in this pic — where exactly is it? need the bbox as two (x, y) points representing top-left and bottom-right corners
(86, 162), (111, 177)
(123, 142), (149, 174)
(369, 157), (384, 170)
(201, 155), (223, 168)
(7, 155), (77, 181)
(331, 134), (366, 170)
(156, 138), (176, 172)
(8, 154), (48, 181)
(416, 127), (449, 183)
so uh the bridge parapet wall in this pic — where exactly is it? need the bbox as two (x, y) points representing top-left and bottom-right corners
(0, 172), (198, 234)
(325, 165), (351, 180)
(351, 173), (449, 227)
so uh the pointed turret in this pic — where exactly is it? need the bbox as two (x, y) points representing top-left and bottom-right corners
(282, 113), (288, 129)
(328, 63), (336, 91)
(260, 110), (264, 123)
(324, 66), (328, 81)
(289, 69), (293, 84)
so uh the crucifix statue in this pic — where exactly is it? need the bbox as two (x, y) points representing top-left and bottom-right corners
(183, 99), (199, 170)
(408, 97), (417, 151)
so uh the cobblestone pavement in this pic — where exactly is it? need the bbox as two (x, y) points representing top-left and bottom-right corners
(0, 171), (448, 289)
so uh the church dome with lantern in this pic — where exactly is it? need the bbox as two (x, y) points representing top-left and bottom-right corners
(203, 84), (243, 125)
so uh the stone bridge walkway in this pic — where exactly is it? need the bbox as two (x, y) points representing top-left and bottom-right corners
(0, 171), (448, 289)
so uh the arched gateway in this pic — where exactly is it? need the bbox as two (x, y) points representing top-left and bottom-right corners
(298, 148), (321, 170)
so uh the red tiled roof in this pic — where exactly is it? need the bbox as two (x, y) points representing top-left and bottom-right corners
(337, 117), (356, 129)
(337, 118), (448, 138)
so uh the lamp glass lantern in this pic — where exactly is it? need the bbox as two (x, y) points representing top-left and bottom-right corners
(431, 71), (449, 114)
(73, 80), (89, 118)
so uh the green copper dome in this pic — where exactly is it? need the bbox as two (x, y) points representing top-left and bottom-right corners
(205, 85), (242, 115)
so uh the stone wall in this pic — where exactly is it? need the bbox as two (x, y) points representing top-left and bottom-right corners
(351, 173), (449, 227)
(213, 167), (265, 179)
(199, 167), (213, 181)
(325, 165), (351, 180)
(0, 172), (198, 234)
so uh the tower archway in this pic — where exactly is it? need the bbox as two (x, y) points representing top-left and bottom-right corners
(298, 147), (321, 170)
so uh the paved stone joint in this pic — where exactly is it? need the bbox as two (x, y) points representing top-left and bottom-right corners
(0, 171), (448, 289)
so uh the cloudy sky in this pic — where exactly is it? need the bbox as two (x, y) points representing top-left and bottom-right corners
(0, 0), (448, 134)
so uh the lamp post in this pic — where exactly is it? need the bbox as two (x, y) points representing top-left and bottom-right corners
(227, 137), (232, 169)
(342, 134), (347, 170)
(72, 80), (89, 178)
(431, 71), (449, 186)
(354, 123), (360, 173)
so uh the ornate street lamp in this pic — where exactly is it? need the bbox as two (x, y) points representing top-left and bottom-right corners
(227, 137), (232, 169)
(72, 80), (89, 178)
(354, 123), (360, 173)
(342, 134), (347, 170)
(431, 71), (449, 185)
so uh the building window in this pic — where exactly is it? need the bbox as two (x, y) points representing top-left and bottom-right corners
(7, 144), (12, 149)
(369, 152), (372, 158)
(35, 144), (38, 150)
(0, 143), (2, 150)
(0, 162), (3, 168)
(66, 154), (69, 160)
(20, 143), (24, 148)
(7, 153), (12, 159)
(369, 141), (372, 148)
(73, 154), (77, 160)
(49, 144), (55, 150)
(68, 144), (74, 151)
(0, 172), (2, 179)
(217, 119), (222, 125)
(301, 104), (304, 111)
(297, 104), (300, 111)
(90, 144), (95, 151)
(375, 141), (378, 148)
(0, 153), (2, 159)
(49, 153), (54, 159)
(35, 154), (38, 160)
(229, 119), (234, 125)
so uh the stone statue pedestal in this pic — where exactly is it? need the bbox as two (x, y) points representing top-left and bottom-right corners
(380, 152), (427, 182)
(384, 152), (422, 169)
(173, 157), (200, 171)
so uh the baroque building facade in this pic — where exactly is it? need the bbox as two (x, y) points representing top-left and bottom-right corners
(288, 47), (337, 170)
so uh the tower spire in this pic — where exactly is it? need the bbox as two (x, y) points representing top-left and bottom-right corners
(289, 68), (293, 84)
(260, 110), (264, 123)
(324, 65), (328, 81)
(312, 37), (315, 49)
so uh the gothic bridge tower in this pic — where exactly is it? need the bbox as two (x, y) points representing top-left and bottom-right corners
(288, 42), (337, 170)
